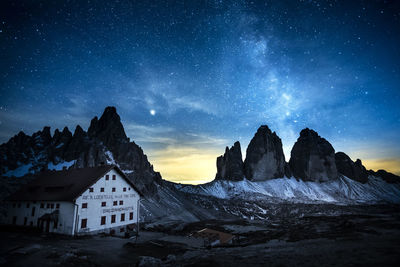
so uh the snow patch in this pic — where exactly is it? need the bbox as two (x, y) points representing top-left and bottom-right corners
(55, 143), (64, 149)
(178, 176), (400, 204)
(105, 151), (120, 167)
(48, 160), (76, 171)
(3, 163), (34, 177)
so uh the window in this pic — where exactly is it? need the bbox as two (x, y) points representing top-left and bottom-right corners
(56, 203), (60, 209)
(17, 203), (21, 208)
(128, 188), (131, 191)
(119, 200), (123, 205)
(121, 213), (125, 222)
(120, 228), (125, 232)
(113, 201), (117, 206)
(54, 221), (57, 229)
(40, 203), (44, 208)
(100, 187), (104, 192)
(101, 216), (106, 225)
(123, 187), (126, 192)
(26, 203), (30, 208)
(47, 203), (50, 208)
(81, 219), (87, 229)
(101, 202), (106, 207)
(12, 203), (16, 208)
(50, 204), (54, 209)
(129, 212), (133, 220)
(31, 207), (35, 216)
(24, 217), (27, 226)
(89, 187), (94, 192)
(111, 215), (116, 223)
(106, 175), (109, 180)
(112, 175), (116, 180)
(112, 187), (116, 192)
(82, 203), (88, 209)
(12, 216), (17, 225)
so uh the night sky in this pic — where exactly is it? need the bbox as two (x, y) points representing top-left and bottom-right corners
(1, 0), (400, 183)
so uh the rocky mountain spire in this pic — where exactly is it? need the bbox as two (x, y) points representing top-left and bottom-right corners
(244, 125), (287, 181)
(289, 128), (338, 182)
(215, 141), (244, 181)
(73, 125), (86, 138)
(335, 152), (368, 183)
(88, 106), (128, 147)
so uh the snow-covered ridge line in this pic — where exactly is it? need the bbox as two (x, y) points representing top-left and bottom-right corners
(176, 176), (400, 204)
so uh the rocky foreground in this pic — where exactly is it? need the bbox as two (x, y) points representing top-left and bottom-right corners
(1, 204), (399, 266)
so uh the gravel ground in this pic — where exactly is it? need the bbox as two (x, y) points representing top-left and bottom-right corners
(1, 204), (399, 266)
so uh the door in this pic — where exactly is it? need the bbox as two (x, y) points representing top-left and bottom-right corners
(45, 220), (50, 233)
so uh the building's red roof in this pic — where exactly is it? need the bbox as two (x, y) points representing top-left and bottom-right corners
(194, 228), (235, 244)
(6, 165), (143, 201)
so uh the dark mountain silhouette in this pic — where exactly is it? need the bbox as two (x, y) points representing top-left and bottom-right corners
(1, 107), (399, 223)
(214, 126), (399, 185)
(215, 141), (244, 181)
(244, 125), (290, 181)
(0, 106), (161, 196)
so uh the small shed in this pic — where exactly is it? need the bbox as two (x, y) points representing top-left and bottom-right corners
(192, 228), (235, 247)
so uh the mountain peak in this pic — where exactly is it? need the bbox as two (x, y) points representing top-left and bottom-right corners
(215, 141), (244, 181)
(73, 125), (86, 138)
(244, 125), (287, 181)
(299, 128), (318, 138)
(103, 106), (117, 115)
(290, 129), (337, 182)
(88, 107), (128, 143)
(257, 125), (273, 135)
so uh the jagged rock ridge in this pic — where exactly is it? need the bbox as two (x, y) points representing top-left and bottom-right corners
(214, 125), (399, 184)
(215, 141), (244, 181)
(0, 106), (161, 196)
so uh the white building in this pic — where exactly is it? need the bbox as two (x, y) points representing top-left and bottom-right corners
(4, 165), (143, 236)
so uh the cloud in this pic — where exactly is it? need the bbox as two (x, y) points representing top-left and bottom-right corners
(124, 123), (177, 145)
(115, 70), (221, 117)
(145, 79), (220, 116)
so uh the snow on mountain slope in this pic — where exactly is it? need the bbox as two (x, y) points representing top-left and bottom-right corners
(176, 176), (400, 204)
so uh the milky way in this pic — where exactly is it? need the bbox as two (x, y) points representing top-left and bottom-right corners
(1, 0), (400, 182)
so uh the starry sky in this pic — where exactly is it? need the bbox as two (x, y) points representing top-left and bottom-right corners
(1, 0), (400, 183)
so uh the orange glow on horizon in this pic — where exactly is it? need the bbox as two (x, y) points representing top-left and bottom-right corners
(148, 146), (400, 185)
